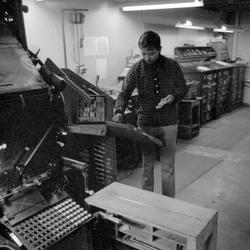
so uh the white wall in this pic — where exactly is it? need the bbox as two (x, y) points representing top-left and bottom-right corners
(23, 0), (143, 87)
(22, 0), (222, 87)
(235, 12), (250, 62)
(225, 11), (250, 80)
(144, 23), (215, 58)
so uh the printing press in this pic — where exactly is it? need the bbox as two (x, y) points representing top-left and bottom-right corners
(0, 1), (94, 249)
(0, 1), (167, 249)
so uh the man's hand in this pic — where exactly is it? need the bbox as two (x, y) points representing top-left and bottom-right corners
(112, 113), (123, 123)
(156, 95), (174, 109)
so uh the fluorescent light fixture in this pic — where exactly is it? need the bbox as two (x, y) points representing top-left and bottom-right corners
(175, 20), (205, 30)
(122, 0), (204, 11)
(213, 25), (234, 33)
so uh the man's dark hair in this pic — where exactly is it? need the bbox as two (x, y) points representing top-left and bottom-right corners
(138, 31), (161, 50)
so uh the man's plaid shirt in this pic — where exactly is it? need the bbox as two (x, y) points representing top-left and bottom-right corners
(115, 55), (188, 127)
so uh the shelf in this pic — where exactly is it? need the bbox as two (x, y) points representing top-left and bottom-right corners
(118, 224), (151, 243)
(153, 228), (187, 246)
(116, 236), (159, 250)
(152, 236), (181, 250)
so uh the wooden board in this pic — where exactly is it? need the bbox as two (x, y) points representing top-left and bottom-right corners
(67, 124), (107, 136)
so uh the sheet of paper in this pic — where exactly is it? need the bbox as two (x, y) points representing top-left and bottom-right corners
(96, 37), (109, 56)
(84, 36), (97, 56)
(96, 58), (107, 79)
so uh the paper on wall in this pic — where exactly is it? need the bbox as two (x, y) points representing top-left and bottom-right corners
(84, 36), (109, 56)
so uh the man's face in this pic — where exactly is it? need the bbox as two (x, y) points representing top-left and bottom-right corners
(140, 47), (161, 65)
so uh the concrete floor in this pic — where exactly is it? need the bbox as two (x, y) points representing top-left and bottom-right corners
(118, 106), (250, 250)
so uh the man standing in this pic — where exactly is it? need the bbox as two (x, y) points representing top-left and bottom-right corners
(112, 31), (187, 197)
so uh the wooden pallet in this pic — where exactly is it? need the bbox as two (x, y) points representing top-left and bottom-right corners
(86, 182), (218, 250)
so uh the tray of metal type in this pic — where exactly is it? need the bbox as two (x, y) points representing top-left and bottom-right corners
(67, 122), (163, 147)
(106, 121), (163, 147)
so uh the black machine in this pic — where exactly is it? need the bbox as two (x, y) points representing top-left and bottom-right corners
(0, 1), (94, 249)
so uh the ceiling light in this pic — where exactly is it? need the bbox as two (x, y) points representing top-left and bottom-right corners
(122, 0), (204, 11)
(175, 20), (205, 30)
(213, 25), (234, 33)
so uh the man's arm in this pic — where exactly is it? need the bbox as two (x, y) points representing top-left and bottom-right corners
(174, 63), (188, 103)
(113, 67), (136, 122)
